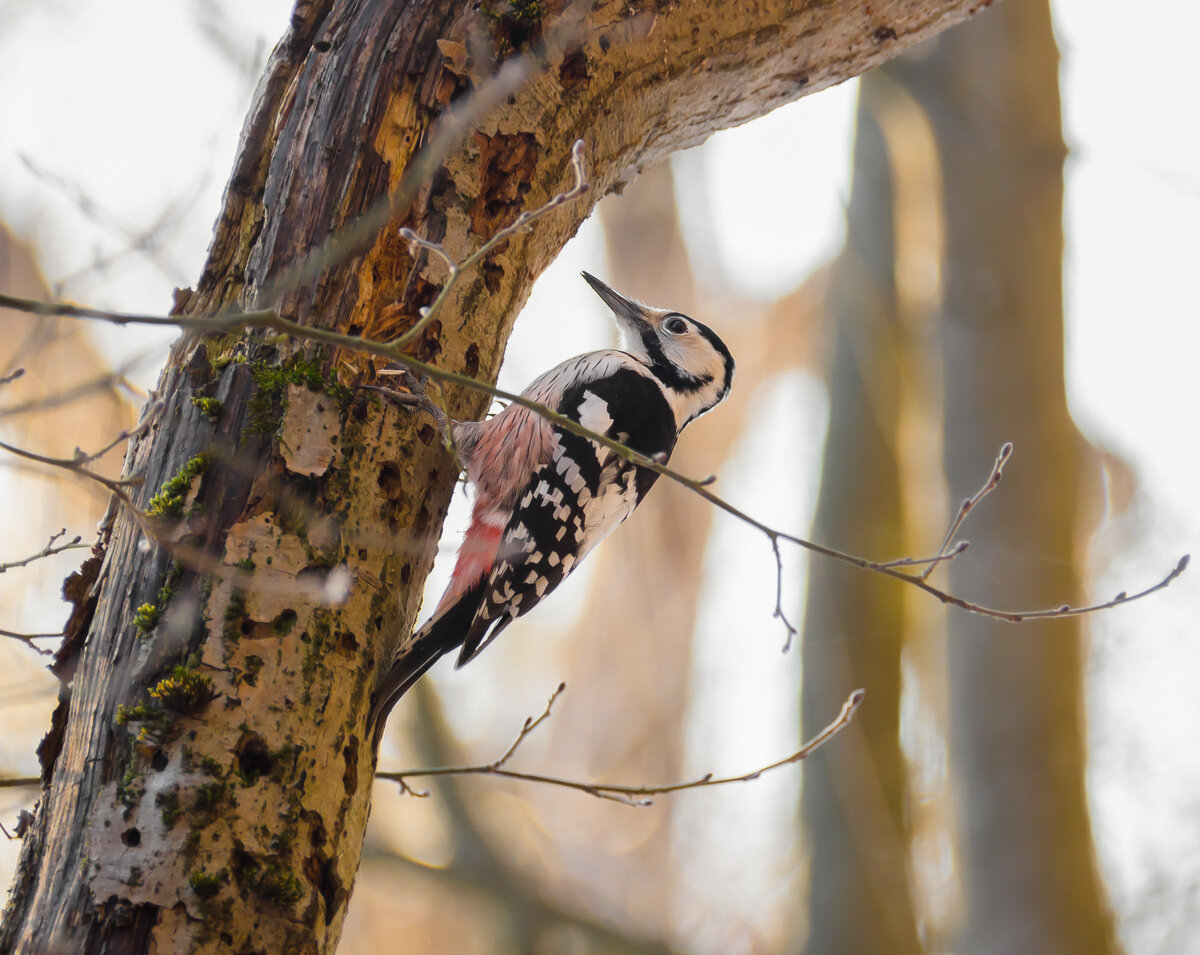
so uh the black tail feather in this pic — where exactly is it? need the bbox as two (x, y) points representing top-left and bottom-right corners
(368, 580), (485, 746)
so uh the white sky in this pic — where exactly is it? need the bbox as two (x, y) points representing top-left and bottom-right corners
(0, 1), (1197, 951)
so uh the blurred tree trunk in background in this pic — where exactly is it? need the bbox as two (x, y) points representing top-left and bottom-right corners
(0, 226), (135, 800)
(799, 89), (924, 955)
(801, 1), (1118, 952)
(895, 0), (1119, 951)
(0, 226), (133, 519)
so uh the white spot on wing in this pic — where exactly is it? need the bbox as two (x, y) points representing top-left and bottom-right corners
(577, 390), (614, 464)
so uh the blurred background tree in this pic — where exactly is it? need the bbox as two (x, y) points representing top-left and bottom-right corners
(3, 0), (1198, 952)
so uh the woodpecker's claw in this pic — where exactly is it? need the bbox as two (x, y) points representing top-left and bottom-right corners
(362, 367), (434, 411)
(360, 368), (455, 452)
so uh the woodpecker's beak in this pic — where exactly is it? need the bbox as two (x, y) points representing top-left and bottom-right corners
(581, 271), (653, 330)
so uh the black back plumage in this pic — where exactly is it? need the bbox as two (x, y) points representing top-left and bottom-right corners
(456, 367), (677, 663)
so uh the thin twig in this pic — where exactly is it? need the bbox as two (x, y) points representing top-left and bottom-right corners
(877, 540), (970, 571)
(0, 777), (40, 789)
(917, 441), (1011, 581)
(393, 139), (589, 348)
(0, 439), (141, 498)
(769, 534), (800, 651)
(0, 529), (88, 575)
(491, 682), (566, 770)
(0, 368), (25, 387)
(0, 288), (1188, 626)
(0, 351), (152, 420)
(378, 687), (865, 807)
(0, 400), (161, 500)
(0, 629), (61, 656)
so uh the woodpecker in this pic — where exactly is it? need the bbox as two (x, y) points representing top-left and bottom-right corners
(368, 272), (734, 738)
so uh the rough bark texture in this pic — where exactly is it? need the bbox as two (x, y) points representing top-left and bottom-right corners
(892, 0), (1120, 950)
(799, 95), (923, 955)
(0, 0), (989, 951)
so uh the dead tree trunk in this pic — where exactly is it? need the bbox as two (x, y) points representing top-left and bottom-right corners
(0, 0), (987, 951)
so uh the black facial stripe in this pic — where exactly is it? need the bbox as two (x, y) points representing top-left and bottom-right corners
(692, 321), (735, 399)
(639, 328), (711, 393)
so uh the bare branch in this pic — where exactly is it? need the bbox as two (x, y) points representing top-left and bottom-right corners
(769, 534), (800, 651)
(0, 629), (60, 656)
(0, 368), (25, 387)
(0, 529), (87, 575)
(0, 777), (40, 790)
(0, 439), (140, 499)
(393, 138), (589, 347)
(0, 397), (160, 499)
(490, 681), (566, 770)
(0, 350), (154, 421)
(916, 440), (1012, 581)
(19, 153), (198, 290)
(378, 687), (865, 807)
(877, 540), (970, 571)
(0, 285), (1187, 626)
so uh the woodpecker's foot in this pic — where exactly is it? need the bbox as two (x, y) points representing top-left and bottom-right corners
(362, 367), (434, 412)
(360, 368), (454, 448)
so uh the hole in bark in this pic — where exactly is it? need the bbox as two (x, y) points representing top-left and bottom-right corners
(482, 262), (504, 295)
(304, 810), (328, 848)
(342, 736), (359, 795)
(413, 503), (432, 535)
(417, 423), (436, 446)
(150, 749), (168, 772)
(272, 609), (298, 637)
(121, 828), (141, 847)
(400, 563), (411, 584)
(232, 848), (259, 886)
(338, 629), (359, 652)
(598, 33), (610, 51)
(317, 855), (341, 919)
(470, 132), (539, 234)
(465, 343), (481, 377)
(559, 45), (588, 93)
(378, 462), (404, 499)
(235, 731), (274, 785)
(378, 462), (407, 526)
(109, 899), (133, 926)
(373, 615), (383, 631)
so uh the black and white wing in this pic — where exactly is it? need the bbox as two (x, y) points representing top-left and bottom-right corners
(455, 365), (678, 664)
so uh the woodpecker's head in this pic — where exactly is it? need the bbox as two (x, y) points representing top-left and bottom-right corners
(581, 271), (734, 427)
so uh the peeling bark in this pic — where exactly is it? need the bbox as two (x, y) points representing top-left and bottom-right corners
(0, 0), (988, 951)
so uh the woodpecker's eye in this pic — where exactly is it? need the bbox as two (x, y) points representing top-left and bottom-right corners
(664, 316), (688, 335)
